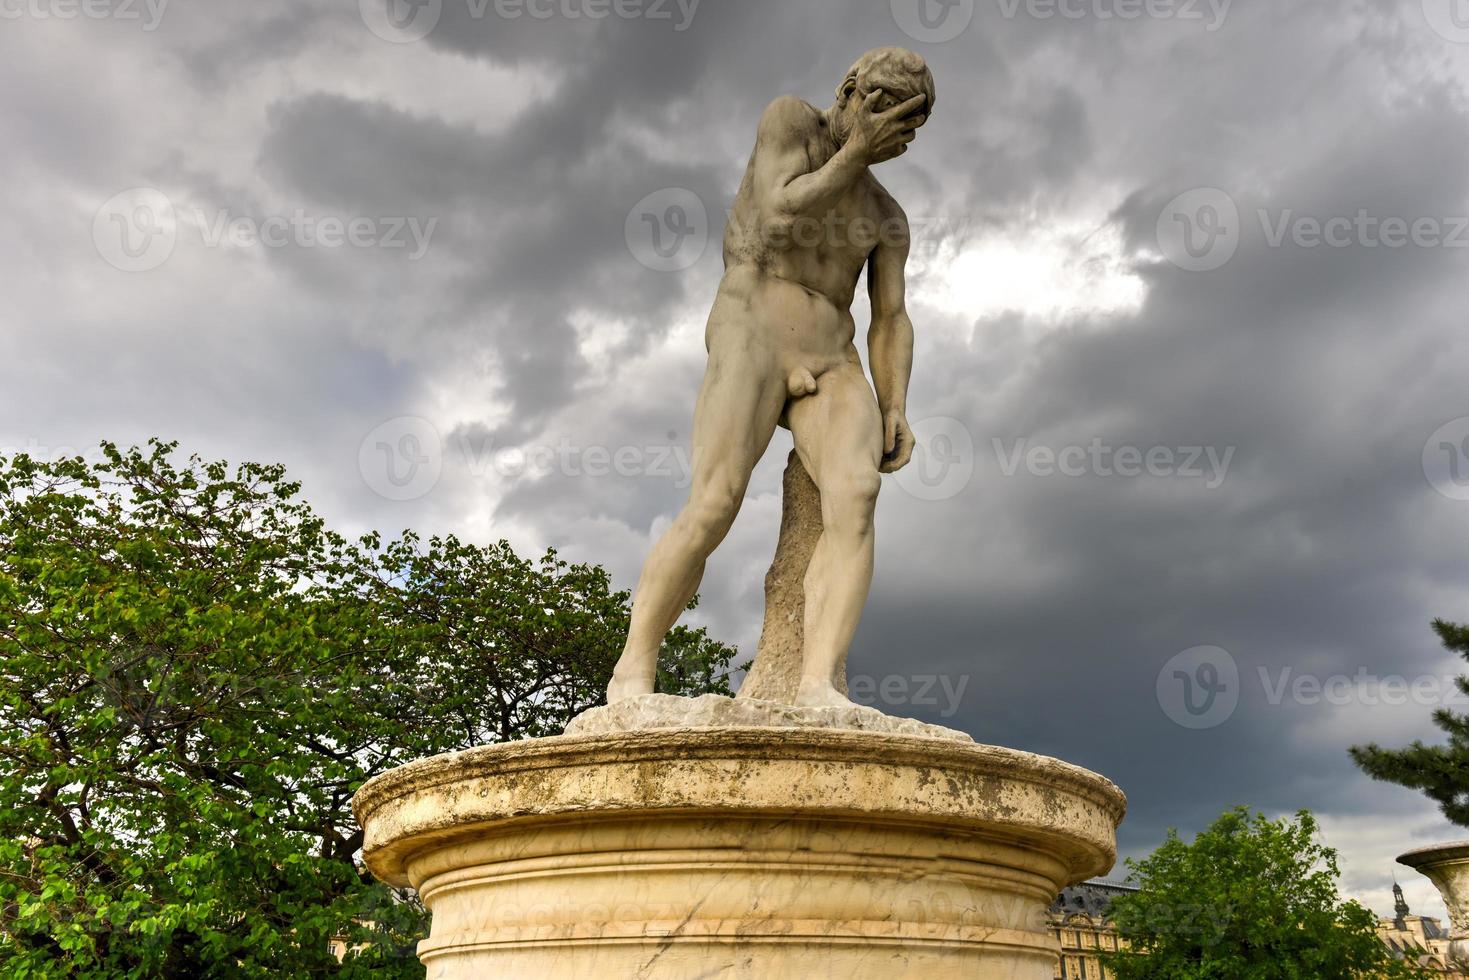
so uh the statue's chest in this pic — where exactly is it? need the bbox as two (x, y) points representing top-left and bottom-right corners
(823, 194), (886, 265)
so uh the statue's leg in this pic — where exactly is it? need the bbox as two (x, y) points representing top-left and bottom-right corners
(784, 359), (883, 708)
(607, 345), (786, 702)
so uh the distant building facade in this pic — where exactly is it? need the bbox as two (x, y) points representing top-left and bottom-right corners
(1377, 882), (1466, 977)
(1048, 880), (1137, 979)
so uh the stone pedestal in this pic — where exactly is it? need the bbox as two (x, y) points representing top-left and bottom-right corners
(353, 722), (1126, 979)
(1399, 841), (1469, 967)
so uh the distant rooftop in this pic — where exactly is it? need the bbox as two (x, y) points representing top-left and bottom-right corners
(1050, 879), (1140, 918)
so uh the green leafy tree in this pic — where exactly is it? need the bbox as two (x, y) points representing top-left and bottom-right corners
(1100, 807), (1429, 979)
(0, 441), (736, 978)
(1350, 619), (1469, 826)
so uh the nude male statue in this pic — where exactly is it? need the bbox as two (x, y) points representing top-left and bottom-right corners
(607, 47), (934, 708)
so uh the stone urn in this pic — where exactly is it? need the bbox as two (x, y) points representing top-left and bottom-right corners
(1399, 841), (1469, 967)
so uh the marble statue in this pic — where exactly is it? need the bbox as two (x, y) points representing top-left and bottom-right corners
(355, 50), (1128, 980)
(607, 47), (935, 709)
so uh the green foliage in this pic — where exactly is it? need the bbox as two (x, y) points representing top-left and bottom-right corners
(1351, 620), (1469, 826)
(0, 441), (737, 978)
(1099, 807), (1430, 979)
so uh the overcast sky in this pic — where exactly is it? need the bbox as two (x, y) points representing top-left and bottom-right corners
(4, 0), (1469, 920)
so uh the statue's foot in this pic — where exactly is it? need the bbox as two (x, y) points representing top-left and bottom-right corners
(606, 669), (655, 704)
(794, 677), (856, 709)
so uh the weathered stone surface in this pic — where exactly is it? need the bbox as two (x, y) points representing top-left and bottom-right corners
(353, 727), (1127, 979)
(565, 692), (972, 742)
(737, 450), (831, 704)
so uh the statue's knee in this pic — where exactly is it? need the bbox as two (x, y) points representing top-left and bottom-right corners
(848, 469), (883, 507)
(682, 485), (742, 546)
(824, 469), (881, 535)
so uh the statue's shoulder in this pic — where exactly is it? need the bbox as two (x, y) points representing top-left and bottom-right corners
(865, 177), (909, 227)
(756, 96), (822, 140)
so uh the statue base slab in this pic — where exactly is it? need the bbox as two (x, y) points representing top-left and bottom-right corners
(353, 725), (1126, 979)
(564, 692), (973, 741)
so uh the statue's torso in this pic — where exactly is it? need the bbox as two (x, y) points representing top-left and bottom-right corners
(707, 100), (899, 372)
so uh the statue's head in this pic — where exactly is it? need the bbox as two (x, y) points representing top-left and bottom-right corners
(832, 47), (935, 145)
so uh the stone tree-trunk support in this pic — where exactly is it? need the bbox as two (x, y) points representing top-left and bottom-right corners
(739, 451), (838, 703)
